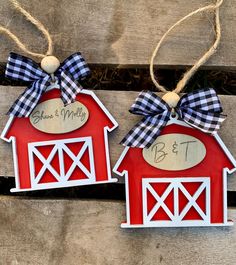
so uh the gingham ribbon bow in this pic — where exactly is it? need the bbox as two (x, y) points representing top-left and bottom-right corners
(6, 52), (91, 117)
(121, 88), (226, 148)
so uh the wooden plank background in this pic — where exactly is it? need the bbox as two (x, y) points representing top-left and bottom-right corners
(0, 86), (236, 190)
(0, 1), (236, 263)
(0, 197), (236, 265)
(0, 0), (235, 67)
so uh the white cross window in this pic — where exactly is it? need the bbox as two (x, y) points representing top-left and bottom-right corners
(142, 177), (210, 227)
(28, 137), (95, 189)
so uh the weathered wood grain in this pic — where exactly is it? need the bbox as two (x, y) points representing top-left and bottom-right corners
(0, 197), (235, 265)
(0, 86), (236, 190)
(0, 0), (236, 67)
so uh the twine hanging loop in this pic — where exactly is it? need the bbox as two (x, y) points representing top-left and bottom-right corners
(121, 0), (225, 148)
(0, 0), (91, 117)
(0, 0), (60, 75)
(150, 0), (224, 96)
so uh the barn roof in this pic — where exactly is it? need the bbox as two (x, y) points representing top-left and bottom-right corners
(1, 89), (118, 142)
(113, 117), (236, 176)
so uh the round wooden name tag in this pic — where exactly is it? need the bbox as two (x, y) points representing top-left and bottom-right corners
(142, 133), (206, 171)
(30, 98), (89, 134)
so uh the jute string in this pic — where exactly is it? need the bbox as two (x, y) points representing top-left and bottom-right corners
(150, 0), (223, 94)
(0, 0), (53, 59)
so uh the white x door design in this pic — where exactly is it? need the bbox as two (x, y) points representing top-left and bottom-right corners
(28, 137), (95, 189)
(142, 177), (210, 227)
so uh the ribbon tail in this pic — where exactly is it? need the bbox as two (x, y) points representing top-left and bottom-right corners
(58, 53), (90, 105)
(60, 71), (82, 105)
(120, 111), (170, 148)
(8, 78), (50, 117)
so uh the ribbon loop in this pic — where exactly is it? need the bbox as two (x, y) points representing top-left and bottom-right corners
(6, 53), (47, 81)
(177, 88), (223, 112)
(6, 52), (91, 117)
(59, 52), (90, 80)
(129, 91), (170, 116)
(121, 88), (225, 148)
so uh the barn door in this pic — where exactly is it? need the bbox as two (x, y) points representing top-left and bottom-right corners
(28, 137), (95, 190)
(142, 177), (210, 227)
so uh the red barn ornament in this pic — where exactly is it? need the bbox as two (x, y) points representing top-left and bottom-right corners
(113, 90), (236, 228)
(0, 1), (118, 192)
(114, 1), (232, 228)
(1, 88), (118, 192)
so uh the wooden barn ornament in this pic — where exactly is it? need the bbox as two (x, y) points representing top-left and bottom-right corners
(113, 0), (235, 228)
(114, 116), (236, 228)
(0, 0), (118, 192)
(1, 88), (118, 192)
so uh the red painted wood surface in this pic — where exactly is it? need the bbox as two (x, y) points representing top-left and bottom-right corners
(116, 124), (235, 225)
(5, 89), (115, 190)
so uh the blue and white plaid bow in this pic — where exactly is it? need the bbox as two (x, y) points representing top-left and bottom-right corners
(121, 88), (226, 148)
(6, 52), (91, 117)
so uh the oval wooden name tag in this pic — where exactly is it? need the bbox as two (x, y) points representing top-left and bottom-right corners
(30, 98), (89, 134)
(142, 133), (206, 171)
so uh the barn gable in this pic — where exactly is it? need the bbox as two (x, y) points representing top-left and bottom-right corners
(113, 118), (236, 177)
(1, 89), (118, 141)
